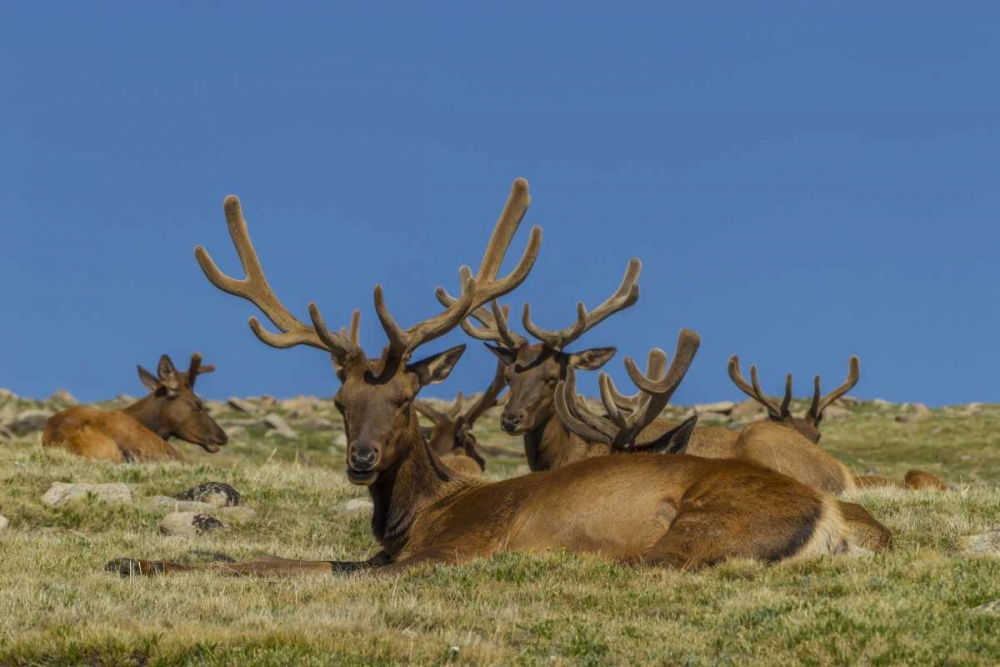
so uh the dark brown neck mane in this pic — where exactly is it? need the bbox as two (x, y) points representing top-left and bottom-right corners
(122, 396), (171, 440)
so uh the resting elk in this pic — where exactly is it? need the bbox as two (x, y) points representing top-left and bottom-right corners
(43, 353), (227, 462)
(415, 357), (507, 475)
(730, 356), (947, 491)
(107, 178), (889, 577)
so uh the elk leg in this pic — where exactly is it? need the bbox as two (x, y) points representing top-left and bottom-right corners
(836, 501), (893, 552)
(366, 546), (477, 576)
(108, 552), (392, 577)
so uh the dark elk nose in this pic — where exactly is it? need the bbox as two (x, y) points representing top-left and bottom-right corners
(501, 414), (522, 433)
(349, 448), (378, 471)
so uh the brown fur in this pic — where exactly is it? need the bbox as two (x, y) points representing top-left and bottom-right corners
(43, 354), (227, 462)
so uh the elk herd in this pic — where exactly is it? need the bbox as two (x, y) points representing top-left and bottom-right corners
(30, 178), (949, 576)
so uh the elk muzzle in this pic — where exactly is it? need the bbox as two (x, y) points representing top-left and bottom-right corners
(501, 410), (526, 434)
(347, 442), (380, 485)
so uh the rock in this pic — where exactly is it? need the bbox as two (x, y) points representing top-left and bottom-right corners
(729, 399), (767, 418)
(0, 426), (13, 443)
(974, 600), (1000, 614)
(958, 530), (1000, 555)
(214, 506), (256, 522)
(0, 404), (16, 427)
(960, 454), (973, 461)
(335, 498), (373, 514)
(821, 405), (851, 422)
(225, 425), (246, 440)
(203, 400), (228, 415)
(870, 399), (894, 409)
(10, 410), (54, 435)
(147, 496), (216, 512)
(227, 397), (257, 414)
(694, 401), (735, 415)
(48, 389), (77, 406)
(895, 403), (931, 423)
(0, 515), (9, 531)
(263, 414), (298, 439)
(282, 396), (322, 416)
(0, 388), (16, 400)
(258, 396), (278, 411)
(963, 403), (985, 417)
(299, 419), (335, 431)
(173, 482), (240, 508)
(42, 482), (133, 507)
(159, 512), (226, 536)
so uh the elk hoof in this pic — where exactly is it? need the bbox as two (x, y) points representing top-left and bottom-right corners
(106, 558), (163, 577)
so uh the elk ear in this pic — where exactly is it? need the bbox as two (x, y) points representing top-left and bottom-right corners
(484, 343), (517, 366)
(408, 344), (467, 387)
(568, 347), (616, 371)
(644, 415), (698, 455)
(156, 355), (180, 394)
(137, 365), (160, 393)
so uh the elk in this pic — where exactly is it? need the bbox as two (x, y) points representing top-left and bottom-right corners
(415, 358), (507, 475)
(43, 353), (227, 462)
(108, 181), (891, 578)
(730, 357), (947, 491)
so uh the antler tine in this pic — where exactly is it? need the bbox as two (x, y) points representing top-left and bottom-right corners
(780, 374), (793, 418)
(728, 356), (782, 418)
(553, 366), (617, 444)
(375, 178), (541, 359)
(196, 196), (362, 360)
(604, 348), (667, 414)
(447, 392), (466, 420)
(414, 400), (448, 424)
(623, 329), (701, 435)
(522, 258), (641, 350)
(812, 356), (861, 418)
(461, 359), (509, 428)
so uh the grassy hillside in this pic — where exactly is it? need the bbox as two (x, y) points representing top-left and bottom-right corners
(1, 394), (999, 665)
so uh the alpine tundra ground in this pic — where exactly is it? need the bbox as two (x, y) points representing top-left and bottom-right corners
(1, 393), (1000, 666)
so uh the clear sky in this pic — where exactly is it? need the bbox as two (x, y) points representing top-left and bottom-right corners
(1, 3), (998, 407)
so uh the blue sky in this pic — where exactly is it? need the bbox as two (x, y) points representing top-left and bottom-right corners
(1, 3), (998, 406)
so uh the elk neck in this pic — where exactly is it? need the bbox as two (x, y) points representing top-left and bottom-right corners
(121, 395), (172, 440)
(367, 409), (467, 555)
(524, 410), (609, 471)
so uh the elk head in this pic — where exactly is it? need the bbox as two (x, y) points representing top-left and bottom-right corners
(728, 356), (860, 443)
(414, 359), (507, 471)
(136, 353), (228, 452)
(554, 329), (702, 453)
(438, 259), (640, 436)
(195, 179), (541, 485)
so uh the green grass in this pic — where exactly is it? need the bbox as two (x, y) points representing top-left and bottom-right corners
(1, 398), (999, 665)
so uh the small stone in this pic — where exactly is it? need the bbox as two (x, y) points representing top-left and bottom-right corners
(729, 399), (767, 418)
(336, 498), (373, 513)
(10, 410), (55, 436)
(960, 455), (973, 461)
(159, 512), (226, 536)
(871, 399), (894, 409)
(203, 400), (227, 415)
(896, 403), (931, 423)
(821, 405), (852, 421)
(694, 401), (735, 415)
(0, 515), (9, 531)
(147, 496), (215, 512)
(48, 389), (77, 406)
(173, 482), (240, 508)
(227, 397), (257, 414)
(958, 530), (1000, 555)
(963, 403), (985, 417)
(263, 414), (298, 439)
(42, 482), (133, 507)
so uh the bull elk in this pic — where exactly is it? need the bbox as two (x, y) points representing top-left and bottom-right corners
(415, 358), (507, 475)
(42, 353), (227, 462)
(110, 180), (892, 579)
(730, 356), (947, 491)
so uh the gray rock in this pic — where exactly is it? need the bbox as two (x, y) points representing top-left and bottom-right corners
(694, 401), (735, 415)
(821, 405), (852, 422)
(0, 515), (9, 531)
(871, 399), (894, 409)
(227, 397), (257, 414)
(159, 512), (226, 536)
(0, 388), (15, 400)
(0, 404), (16, 428)
(147, 496), (215, 512)
(895, 403), (931, 423)
(335, 498), (373, 514)
(42, 482), (133, 507)
(10, 410), (55, 435)
(203, 400), (228, 415)
(958, 530), (1000, 555)
(263, 414), (298, 439)
(48, 389), (77, 406)
(729, 399), (767, 418)
(173, 482), (240, 508)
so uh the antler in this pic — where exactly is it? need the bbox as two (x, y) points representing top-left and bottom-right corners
(555, 329), (701, 447)
(809, 356), (860, 422)
(460, 359), (508, 428)
(186, 352), (216, 388)
(521, 258), (641, 351)
(374, 178), (541, 361)
(195, 196), (363, 363)
(727, 356), (792, 420)
(432, 299), (528, 350)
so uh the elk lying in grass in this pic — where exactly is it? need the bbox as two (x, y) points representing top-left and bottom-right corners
(43, 354), (227, 462)
(415, 358), (507, 475)
(730, 356), (947, 491)
(111, 181), (893, 578)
